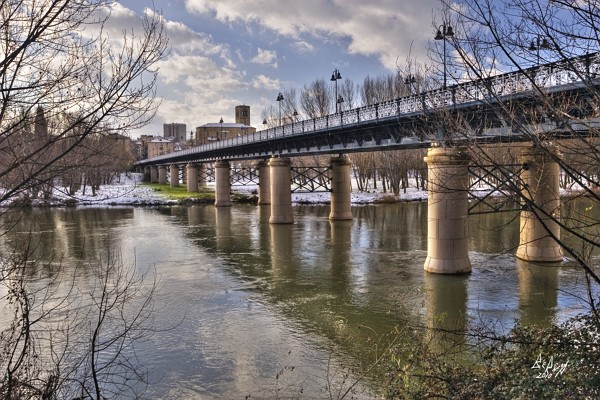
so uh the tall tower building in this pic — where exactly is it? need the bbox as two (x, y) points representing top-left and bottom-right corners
(235, 105), (250, 126)
(163, 123), (187, 142)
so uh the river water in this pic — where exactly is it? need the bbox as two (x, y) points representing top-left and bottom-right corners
(0, 203), (594, 398)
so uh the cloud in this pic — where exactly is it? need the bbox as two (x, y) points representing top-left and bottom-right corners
(184, 0), (439, 70)
(293, 40), (315, 54)
(102, 2), (271, 136)
(157, 54), (247, 98)
(251, 74), (280, 90)
(251, 48), (277, 67)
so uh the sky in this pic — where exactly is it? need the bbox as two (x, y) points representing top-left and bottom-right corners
(114, 0), (445, 139)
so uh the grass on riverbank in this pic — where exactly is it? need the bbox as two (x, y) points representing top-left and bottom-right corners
(143, 183), (257, 203)
(143, 183), (215, 201)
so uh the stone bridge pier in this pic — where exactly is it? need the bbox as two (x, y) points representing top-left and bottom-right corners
(257, 160), (270, 205)
(215, 160), (231, 207)
(150, 166), (159, 183)
(158, 165), (167, 184)
(424, 147), (471, 274)
(329, 155), (353, 221)
(187, 163), (198, 193)
(170, 165), (179, 187)
(423, 144), (563, 274)
(143, 166), (151, 182)
(516, 146), (562, 262)
(210, 155), (354, 223)
(269, 157), (293, 224)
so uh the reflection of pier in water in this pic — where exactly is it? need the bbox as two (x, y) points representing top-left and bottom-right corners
(172, 204), (566, 350)
(517, 259), (558, 327)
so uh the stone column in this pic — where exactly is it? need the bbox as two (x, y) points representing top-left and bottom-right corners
(150, 166), (159, 183)
(198, 163), (207, 188)
(269, 157), (293, 224)
(257, 160), (271, 205)
(423, 147), (471, 274)
(516, 146), (562, 262)
(329, 155), (353, 220)
(187, 163), (198, 193)
(170, 164), (179, 187)
(158, 165), (167, 184)
(143, 166), (151, 182)
(214, 160), (231, 207)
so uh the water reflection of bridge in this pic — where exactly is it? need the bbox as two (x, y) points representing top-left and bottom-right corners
(166, 205), (563, 353)
(138, 52), (600, 274)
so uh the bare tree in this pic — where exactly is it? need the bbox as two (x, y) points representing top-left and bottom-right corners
(437, 0), (600, 284)
(300, 78), (331, 118)
(380, 1), (600, 397)
(0, 0), (167, 206)
(338, 78), (357, 111)
(0, 1), (167, 398)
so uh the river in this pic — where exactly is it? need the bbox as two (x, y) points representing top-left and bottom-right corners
(0, 203), (594, 398)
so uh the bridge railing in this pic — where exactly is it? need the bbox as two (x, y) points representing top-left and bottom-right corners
(145, 52), (600, 164)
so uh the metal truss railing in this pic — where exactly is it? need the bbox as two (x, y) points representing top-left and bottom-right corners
(198, 166), (215, 183)
(231, 167), (259, 186)
(468, 164), (525, 215)
(291, 166), (332, 193)
(165, 165), (332, 191)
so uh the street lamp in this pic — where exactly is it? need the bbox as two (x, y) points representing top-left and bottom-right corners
(529, 35), (551, 65)
(276, 92), (284, 126)
(434, 23), (454, 89)
(330, 68), (342, 113)
(337, 95), (344, 111)
(219, 117), (223, 140)
(404, 75), (416, 95)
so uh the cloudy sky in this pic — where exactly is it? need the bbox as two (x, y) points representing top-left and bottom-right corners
(115, 0), (444, 138)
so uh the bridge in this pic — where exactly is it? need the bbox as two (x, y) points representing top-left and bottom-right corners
(139, 52), (600, 165)
(137, 52), (600, 275)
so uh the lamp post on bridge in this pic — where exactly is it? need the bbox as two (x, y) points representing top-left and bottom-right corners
(219, 117), (223, 141)
(529, 35), (551, 66)
(336, 95), (344, 112)
(404, 74), (416, 95)
(331, 68), (342, 113)
(276, 92), (284, 126)
(434, 23), (454, 89)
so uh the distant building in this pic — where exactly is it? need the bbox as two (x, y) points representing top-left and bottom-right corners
(195, 122), (256, 145)
(134, 135), (159, 160)
(235, 105), (250, 125)
(194, 105), (256, 145)
(163, 123), (187, 142)
(147, 137), (177, 158)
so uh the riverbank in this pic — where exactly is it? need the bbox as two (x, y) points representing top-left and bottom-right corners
(9, 172), (589, 208)
(13, 173), (428, 207)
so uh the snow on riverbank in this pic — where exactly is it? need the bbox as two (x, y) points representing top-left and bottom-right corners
(10, 172), (584, 208)
(23, 173), (428, 207)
